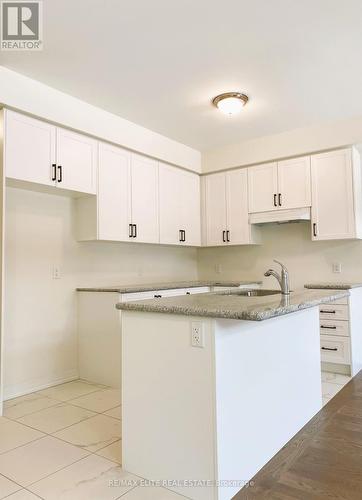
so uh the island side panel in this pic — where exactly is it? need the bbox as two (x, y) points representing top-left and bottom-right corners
(77, 292), (121, 387)
(213, 307), (322, 500)
(349, 288), (362, 375)
(121, 311), (218, 500)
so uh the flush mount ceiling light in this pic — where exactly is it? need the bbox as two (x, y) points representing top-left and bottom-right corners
(212, 92), (249, 115)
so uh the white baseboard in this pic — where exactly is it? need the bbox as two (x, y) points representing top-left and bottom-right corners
(3, 369), (79, 401)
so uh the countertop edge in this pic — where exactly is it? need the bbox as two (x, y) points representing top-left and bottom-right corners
(116, 290), (350, 321)
(76, 280), (262, 294)
(305, 283), (362, 290)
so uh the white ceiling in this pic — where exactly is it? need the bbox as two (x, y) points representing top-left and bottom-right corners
(1, 0), (362, 152)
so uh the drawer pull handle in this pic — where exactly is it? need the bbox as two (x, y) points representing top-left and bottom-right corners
(320, 310), (336, 314)
(320, 325), (337, 329)
(321, 347), (338, 351)
(154, 294), (162, 298)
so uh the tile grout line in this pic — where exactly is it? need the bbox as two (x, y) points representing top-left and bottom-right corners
(4, 399), (121, 423)
(0, 407), (121, 462)
(4, 379), (107, 404)
(25, 451), (134, 493)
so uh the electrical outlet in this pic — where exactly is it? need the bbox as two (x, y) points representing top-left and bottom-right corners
(191, 322), (204, 348)
(52, 266), (61, 279)
(215, 263), (222, 274)
(332, 263), (342, 274)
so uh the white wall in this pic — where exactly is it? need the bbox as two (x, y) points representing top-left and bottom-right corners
(0, 66), (201, 172)
(4, 187), (198, 399)
(202, 115), (362, 172)
(197, 222), (362, 290)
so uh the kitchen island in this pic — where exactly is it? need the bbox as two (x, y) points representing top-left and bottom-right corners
(117, 288), (349, 500)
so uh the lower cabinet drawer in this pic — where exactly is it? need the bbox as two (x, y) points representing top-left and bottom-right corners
(319, 320), (349, 337)
(319, 304), (349, 321)
(320, 334), (351, 364)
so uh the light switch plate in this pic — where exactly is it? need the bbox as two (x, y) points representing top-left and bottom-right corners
(332, 263), (342, 274)
(215, 263), (222, 274)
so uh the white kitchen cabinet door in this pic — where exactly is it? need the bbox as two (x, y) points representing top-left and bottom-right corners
(226, 169), (250, 244)
(159, 164), (200, 246)
(131, 153), (159, 244)
(204, 173), (227, 246)
(5, 110), (56, 186)
(98, 142), (131, 241)
(159, 163), (183, 245)
(277, 156), (311, 209)
(180, 169), (201, 246)
(311, 149), (356, 240)
(248, 162), (278, 213)
(56, 127), (97, 194)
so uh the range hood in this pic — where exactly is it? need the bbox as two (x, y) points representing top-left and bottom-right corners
(249, 208), (311, 225)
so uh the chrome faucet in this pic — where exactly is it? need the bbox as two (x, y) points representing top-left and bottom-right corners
(264, 260), (290, 295)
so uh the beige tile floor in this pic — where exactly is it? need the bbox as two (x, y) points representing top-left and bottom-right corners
(0, 375), (352, 499)
(0, 380), (186, 500)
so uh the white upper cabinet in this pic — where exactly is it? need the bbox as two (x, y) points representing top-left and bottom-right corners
(277, 156), (311, 210)
(226, 169), (251, 245)
(97, 142), (131, 241)
(248, 158), (311, 213)
(180, 169), (201, 246)
(203, 169), (257, 246)
(5, 110), (56, 186)
(311, 148), (362, 241)
(130, 153), (159, 244)
(56, 128), (97, 194)
(4, 110), (97, 195)
(204, 172), (227, 246)
(248, 163), (278, 213)
(159, 163), (200, 246)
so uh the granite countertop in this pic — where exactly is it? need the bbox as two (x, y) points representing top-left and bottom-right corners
(305, 282), (362, 290)
(116, 288), (349, 321)
(76, 280), (261, 294)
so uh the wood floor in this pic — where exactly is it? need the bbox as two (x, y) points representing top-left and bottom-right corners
(234, 370), (362, 500)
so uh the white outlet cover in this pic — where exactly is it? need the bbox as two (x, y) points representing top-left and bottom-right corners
(191, 322), (204, 348)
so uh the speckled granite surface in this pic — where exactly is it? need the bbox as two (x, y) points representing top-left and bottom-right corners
(116, 288), (349, 321)
(76, 280), (261, 293)
(305, 283), (362, 290)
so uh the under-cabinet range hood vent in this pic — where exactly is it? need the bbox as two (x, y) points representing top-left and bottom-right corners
(249, 208), (311, 225)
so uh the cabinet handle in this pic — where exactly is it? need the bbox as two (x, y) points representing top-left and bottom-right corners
(133, 224), (137, 238)
(183, 230), (186, 242)
(320, 310), (336, 314)
(179, 229), (186, 242)
(278, 193), (282, 207)
(222, 230), (226, 242)
(273, 194), (277, 207)
(321, 347), (338, 351)
(320, 325), (337, 329)
(313, 223), (317, 237)
(51, 164), (57, 181)
(186, 291), (191, 295)
(129, 224), (133, 238)
(154, 294), (162, 298)
(57, 165), (62, 183)
(226, 230), (230, 242)
(179, 230), (183, 242)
